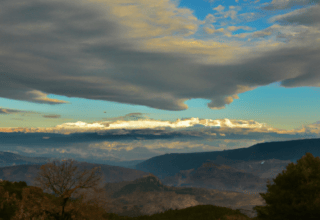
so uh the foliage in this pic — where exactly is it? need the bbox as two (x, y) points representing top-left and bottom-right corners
(0, 181), (28, 201)
(0, 178), (265, 220)
(5, 153), (320, 219)
(125, 205), (251, 220)
(253, 152), (320, 220)
(0, 158), (110, 220)
(0, 185), (20, 220)
(11, 186), (61, 220)
(10, 185), (110, 220)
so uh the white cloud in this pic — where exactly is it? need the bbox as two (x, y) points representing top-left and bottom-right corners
(213, 5), (225, 11)
(252, 30), (273, 38)
(212, 5), (242, 22)
(227, 26), (252, 31)
(204, 26), (225, 34)
(238, 12), (256, 22)
(2, 117), (320, 137)
(203, 13), (217, 24)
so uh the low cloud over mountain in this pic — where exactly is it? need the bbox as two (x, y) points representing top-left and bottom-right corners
(1, 116), (319, 163)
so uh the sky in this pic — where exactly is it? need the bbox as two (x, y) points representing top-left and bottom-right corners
(0, 0), (320, 163)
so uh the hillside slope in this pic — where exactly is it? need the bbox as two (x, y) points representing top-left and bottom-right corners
(133, 138), (320, 179)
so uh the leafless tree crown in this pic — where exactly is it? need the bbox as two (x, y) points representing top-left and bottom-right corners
(32, 158), (104, 200)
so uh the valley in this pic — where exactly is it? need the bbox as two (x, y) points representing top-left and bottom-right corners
(0, 138), (319, 219)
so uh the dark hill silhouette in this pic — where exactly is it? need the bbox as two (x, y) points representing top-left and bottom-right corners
(100, 173), (267, 218)
(133, 138), (320, 179)
(0, 161), (152, 187)
(0, 150), (146, 169)
(110, 174), (173, 198)
(0, 151), (53, 167)
(187, 161), (265, 190)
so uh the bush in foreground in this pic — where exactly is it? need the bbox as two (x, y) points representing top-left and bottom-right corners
(0, 183), (253, 220)
(253, 152), (320, 220)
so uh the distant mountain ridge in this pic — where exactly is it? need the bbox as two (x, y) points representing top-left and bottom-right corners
(109, 174), (172, 198)
(132, 138), (320, 179)
(0, 151), (146, 168)
(1, 138), (319, 196)
(0, 151), (53, 167)
(1, 138), (318, 218)
(0, 161), (152, 187)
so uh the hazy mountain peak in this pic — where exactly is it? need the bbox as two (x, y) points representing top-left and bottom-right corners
(112, 174), (172, 198)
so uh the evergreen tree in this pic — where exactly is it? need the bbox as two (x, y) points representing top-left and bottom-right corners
(253, 152), (320, 220)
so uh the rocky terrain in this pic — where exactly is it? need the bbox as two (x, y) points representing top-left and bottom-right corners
(133, 138), (320, 180)
(2, 138), (316, 219)
(100, 174), (267, 218)
(160, 158), (292, 194)
(0, 160), (270, 218)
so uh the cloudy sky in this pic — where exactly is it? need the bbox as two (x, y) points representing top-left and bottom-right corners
(0, 0), (320, 163)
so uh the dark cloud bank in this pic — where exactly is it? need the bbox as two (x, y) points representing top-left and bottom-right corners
(0, 0), (319, 110)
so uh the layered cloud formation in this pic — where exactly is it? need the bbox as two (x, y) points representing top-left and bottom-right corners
(1, 0), (319, 162)
(0, 0), (319, 111)
(1, 116), (319, 162)
(1, 116), (319, 136)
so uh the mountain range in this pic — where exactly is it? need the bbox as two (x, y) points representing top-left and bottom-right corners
(0, 151), (145, 168)
(0, 137), (319, 218)
(132, 138), (320, 177)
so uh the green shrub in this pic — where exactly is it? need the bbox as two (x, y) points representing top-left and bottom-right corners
(253, 152), (320, 220)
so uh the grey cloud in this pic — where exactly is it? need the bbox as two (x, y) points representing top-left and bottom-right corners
(43, 114), (61, 118)
(103, 113), (147, 121)
(237, 12), (260, 23)
(207, 96), (235, 109)
(82, 41), (320, 109)
(270, 5), (320, 25)
(0, 0), (120, 105)
(262, 0), (319, 10)
(0, 107), (35, 115)
(251, 30), (273, 38)
(0, 108), (19, 114)
(1, 0), (320, 111)
(125, 113), (145, 118)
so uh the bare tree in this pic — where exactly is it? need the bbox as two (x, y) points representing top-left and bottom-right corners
(30, 158), (110, 220)
(12, 186), (110, 220)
